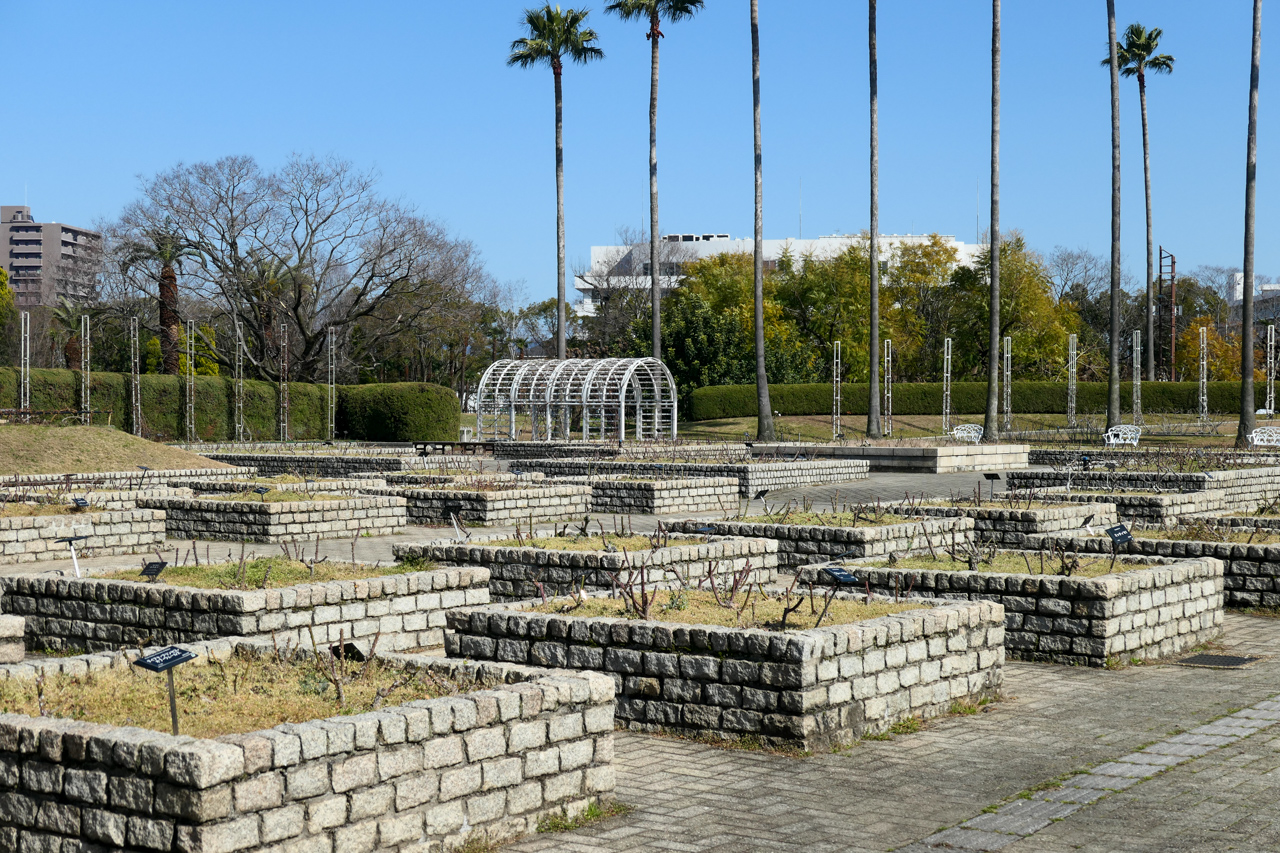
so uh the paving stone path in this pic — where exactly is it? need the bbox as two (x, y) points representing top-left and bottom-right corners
(506, 613), (1280, 853)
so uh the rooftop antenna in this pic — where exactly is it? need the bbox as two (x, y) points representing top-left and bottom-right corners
(798, 177), (803, 240)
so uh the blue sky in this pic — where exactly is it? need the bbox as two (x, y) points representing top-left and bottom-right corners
(1, 1), (1271, 302)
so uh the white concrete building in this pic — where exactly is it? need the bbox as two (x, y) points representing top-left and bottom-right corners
(573, 232), (981, 316)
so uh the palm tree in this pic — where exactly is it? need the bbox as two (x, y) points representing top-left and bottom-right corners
(750, 0), (775, 441)
(120, 230), (202, 375)
(1105, 0), (1123, 429)
(867, 0), (882, 439)
(606, 0), (705, 361)
(1105, 24), (1175, 382)
(1237, 0), (1262, 449)
(983, 0), (1001, 440)
(508, 5), (604, 362)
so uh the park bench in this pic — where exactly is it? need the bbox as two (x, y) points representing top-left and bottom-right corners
(1102, 425), (1142, 447)
(951, 424), (984, 445)
(1247, 426), (1280, 448)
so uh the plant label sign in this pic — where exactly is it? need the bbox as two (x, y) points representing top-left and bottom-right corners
(141, 561), (167, 581)
(71, 497), (89, 508)
(1105, 524), (1133, 545)
(822, 566), (859, 584)
(133, 646), (197, 673)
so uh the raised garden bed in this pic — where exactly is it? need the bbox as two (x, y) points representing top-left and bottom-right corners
(667, 517), (974, 569)
(137, 495), (406, 542)
(810, 550), (1223, 667)
(510, 459), (870, 498)
(171, 475), (388, 494)
(908, 503), (1119, 547)
(1036, 489), (1267, 524)
(445, 595), (1003, 750)
(202, 452), (424, 477)
(0, 638), (615, 851)
(359, 483), (591, 525)
(0, 508), (166, 564)
(1007, 465), (1280, 495)
(395, 533), (779, 601)
(552, 476), (741, 515)
(1, 486), (193, 511)
(0, 563), (488, 653)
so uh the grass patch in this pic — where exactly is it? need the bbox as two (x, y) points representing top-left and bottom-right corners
(738, 511), (920, 528)
(861, 552), (1156, 579)
(484, 534), (701, 552)
(0, 648), (465, 738)
(102, 556), (434, 590)
(529, 589), (918, 631)
(537, 800), (635, 833)
(1242, 606), (1280, 619)
(650, 729), (812, 757)
(0, 425), (234, 476)
(1134, 526), (1280, 545)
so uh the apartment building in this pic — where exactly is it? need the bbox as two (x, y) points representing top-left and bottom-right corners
(2, 205), (101, 307)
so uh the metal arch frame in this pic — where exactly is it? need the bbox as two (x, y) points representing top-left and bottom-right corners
(475, 357), (677, 442)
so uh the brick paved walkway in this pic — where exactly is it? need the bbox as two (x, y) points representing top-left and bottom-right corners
(507, 613), (1280, 853)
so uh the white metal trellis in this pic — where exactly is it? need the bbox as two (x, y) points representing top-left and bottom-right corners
(883, 339), (893, 438)
(19, 312), (29, 423)
(942, 337), (953, 434)
(475, 358), (677, 442)
(279, 323), (290, 442)
(1199, 326), (1209, 423)
(832, 341), (842, 439)
(185, 319), (196, 442)
(327, 327), (336, 441)
(80, 314), (90, 426)
(1268, 324), (1276, 415)
(130, 317), (141, 436)
(1067, 333), (1078, 428)
(1132, 330), (1143, 426)
(234, 319), (245, 442)
(1002, 336), (1012, 433)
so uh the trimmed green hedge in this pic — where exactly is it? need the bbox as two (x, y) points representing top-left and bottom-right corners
(0, 368), (459, 442)
(690, 381), (1248, 420)
(338, 383), (460, 442)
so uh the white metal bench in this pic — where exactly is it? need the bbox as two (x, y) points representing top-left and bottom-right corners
(1102, 425), (1142, 447)
(1248, 426), (1280, 448)
(951, 424), (984, 445)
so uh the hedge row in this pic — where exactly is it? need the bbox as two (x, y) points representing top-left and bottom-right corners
(690, 381), (1249, 420)
(0, 368), (459, 442)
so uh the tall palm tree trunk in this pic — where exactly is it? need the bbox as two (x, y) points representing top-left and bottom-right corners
(983, 0), (1001, 440)
(1238, 0), (1262, 448)
(751, 0), (774, 441)
(1139, 69), (1155, 381)
(867, 0), (882, 439)
(648, 11), (662, 360)
(1106, 0), (1122, 428)
(159, 263), (181, 375)
(554, 63), (567, 361)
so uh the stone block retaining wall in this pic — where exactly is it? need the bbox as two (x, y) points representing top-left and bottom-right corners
(0, 639), (615, 852)
(203, 453), (423, 477)
(395, 536), (779, 601)
(1035, 489), (1269, 524)
(170, 478), (388, 494)
(138, 496), (406, 543)
(553, 477), (741, 515)
(0, 509), (166, 565)
(668, 517), (975, 569)
(1007, 466), (1280, 496)
(909, 504), (1120, 547)
(358, 484), (591, 526)
(512, 460), (869, 498)
(445, 598), (1004, 750)
(813, 556), (1223, 667)
(0, 566), (489, 653)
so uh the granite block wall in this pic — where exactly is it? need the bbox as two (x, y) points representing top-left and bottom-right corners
(0, 509), (166, 565)
(137, 496), (406, 542)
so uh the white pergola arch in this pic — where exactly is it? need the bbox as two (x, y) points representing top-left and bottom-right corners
(475, 357), (677, 441)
